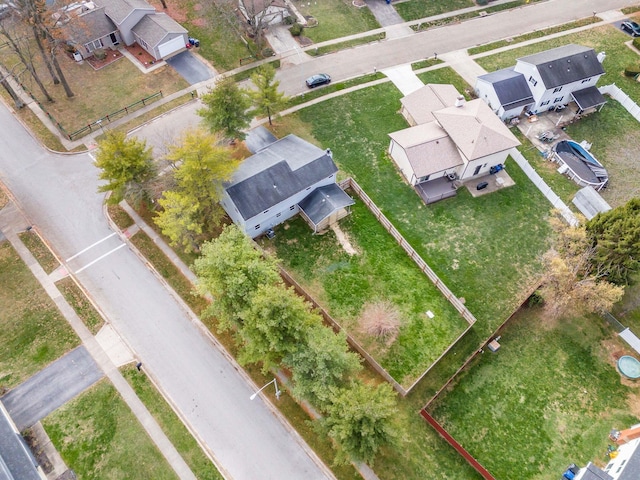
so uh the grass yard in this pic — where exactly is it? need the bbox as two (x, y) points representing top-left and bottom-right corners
(395, 0), (473, 23)
(307, 33), (386, 57)
(56, 277), (105, 335)
(294, 0), (380, 44)
(416, 67), (474, 97)
(260, 202), (469, 387)
(475, 25), (640, 104)
(122, 365), (223, 480)
(18, 229), (60, 274)
(564, 101), (640, 208)
(43, 379), (179, 479)
(429, 306), (640, 480)
(0, 241), (78, 390)
(7, 48), (188, 134)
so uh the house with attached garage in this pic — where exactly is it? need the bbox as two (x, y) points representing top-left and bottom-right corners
(220, 134), (354, 238)
(475, 44), (607, 119)
(388, 88), (520, 204)
(61, 0), (188, 61)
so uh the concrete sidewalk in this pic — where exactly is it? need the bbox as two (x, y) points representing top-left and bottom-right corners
(0, 201), (198, 480)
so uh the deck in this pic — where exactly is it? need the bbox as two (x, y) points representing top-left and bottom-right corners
(415, 176), (458, 204)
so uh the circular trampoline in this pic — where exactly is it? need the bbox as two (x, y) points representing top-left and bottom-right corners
(618, 356), (640, 379)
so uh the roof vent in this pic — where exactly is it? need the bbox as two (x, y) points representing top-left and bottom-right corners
(325, 148), (333, 158)
(597, 52), (606, 63)
(273, 184), (277, 189)
(455, 95), (465, 107)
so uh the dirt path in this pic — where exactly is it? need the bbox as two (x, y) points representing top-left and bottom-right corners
(331, 224), (357, 255)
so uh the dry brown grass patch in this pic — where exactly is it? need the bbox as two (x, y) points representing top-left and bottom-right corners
(358, 300), (402, 346)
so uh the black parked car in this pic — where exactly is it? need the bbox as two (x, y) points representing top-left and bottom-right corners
(621, 21), (640, 36)
(306, 73), (331, 88)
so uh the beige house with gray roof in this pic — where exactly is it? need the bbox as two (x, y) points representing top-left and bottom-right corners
(65, 0), (187, 60)
(389, 86), (520, 203)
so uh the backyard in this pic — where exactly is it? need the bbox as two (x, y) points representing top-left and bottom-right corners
(429, 305), (640, 480)
(260, 201), (470, 389)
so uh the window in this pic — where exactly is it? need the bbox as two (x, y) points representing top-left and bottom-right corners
(85, 39), (104, 52)
(263, 209), (269, 214)
(528, 76), (537, 87)
(540, 100), (550, 106)
(254, 224), (260, 230)
(581, 77), (591, 83)
(554, 97), (563, 103)
(552, 86), (562, 93)
(306, 187), (311, 191)
(276, 212), (281, 217)
(289, 205), (295, 211)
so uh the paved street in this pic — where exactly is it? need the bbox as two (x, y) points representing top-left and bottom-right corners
(0, 105), (332, 480)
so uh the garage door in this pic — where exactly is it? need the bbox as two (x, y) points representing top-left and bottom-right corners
(158, 36), (186, 59)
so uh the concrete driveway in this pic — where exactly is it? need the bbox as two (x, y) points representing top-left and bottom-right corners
(166, 50), (215, 85)
(1, 346), (103, 431)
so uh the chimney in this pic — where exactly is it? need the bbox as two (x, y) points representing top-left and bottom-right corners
(455, 95), (465, 107)
(597, 51), (606, 63)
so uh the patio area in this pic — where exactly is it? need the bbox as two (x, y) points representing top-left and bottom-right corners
(464, 169), (515, 198)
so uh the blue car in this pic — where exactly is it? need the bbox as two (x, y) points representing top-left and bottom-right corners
(306, 73), (331, 88)
(621, 21), (640, 36)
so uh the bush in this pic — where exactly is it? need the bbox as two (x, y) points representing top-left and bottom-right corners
(283, 15), (295, 25)
(633, 37), (640, 50)
(261, 47), (274, 58)
(476, 0), (488, 5)
(527, 290), (544, 308)
(359, 301), (402, 345)
(289, 22), (304, 36)
(93, 48), (107, 60)
(624, 64), (640, 77)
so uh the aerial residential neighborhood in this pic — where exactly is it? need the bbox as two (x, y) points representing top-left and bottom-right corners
(1, 0), (640, 480)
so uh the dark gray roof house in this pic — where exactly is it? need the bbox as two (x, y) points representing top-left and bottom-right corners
(0, 406), (42, 480)
(517, 44), (605, 88)
(222, 134), (353, 238)
(476, 67), (534, 111)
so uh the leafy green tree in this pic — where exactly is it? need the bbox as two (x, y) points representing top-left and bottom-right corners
(238, 283), (316, 370)
(95, 131), (156, 204)
(193, 224), (281, 331)
(156, 129), (239, 248)
(285, 323), (361, 407)
(249, 64), (286, 126)
(586, 198), (640, 285)
(198, 78), (252, 141)
(324, 381), (398, 465)
(154, 191), (202, 253)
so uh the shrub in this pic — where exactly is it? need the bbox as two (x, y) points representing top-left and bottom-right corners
(261, 47), (274, 57)
(283, 15), (295, 25)
(527, 290), (545, 308)
(624, 64), (640, 77)
(93, 48), (107, 60)
(289, 22), (304, 36)
(476, 0), (488, 5)
(359, 301), (402, 345)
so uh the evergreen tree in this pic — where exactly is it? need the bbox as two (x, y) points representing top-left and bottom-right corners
(249, 64), (286, 126)
(198, 78), (251, 141)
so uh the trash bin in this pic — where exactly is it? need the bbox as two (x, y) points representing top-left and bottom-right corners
(476, 182), (488, 191)
(73, 51), (83, 62)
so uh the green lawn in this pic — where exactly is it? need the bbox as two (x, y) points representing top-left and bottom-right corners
(295, 0), (380, 44)
(122, 366), (223, 480)
(430, 307), (640, 480)
(261, 202), (469, 388)
(43, 379), (179, 480)
(18, 230), (59, 274)
(56, 277), (105, 335)
(0, 241), (79, 390)
(564, 101), (640, 208)
(395, 0), (473, 23)
(476, 25), (640, 103)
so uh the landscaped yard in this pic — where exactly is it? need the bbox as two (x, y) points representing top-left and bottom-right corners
(429, 306), (640, 480)
(43, 379), (179, 479)
(0, 241), (79, 390)
(260, 201), (470, 388)
(294, 0), (380, 44)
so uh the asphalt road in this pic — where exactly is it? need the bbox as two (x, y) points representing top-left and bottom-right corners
(1, 346), (103, 431)
(274, 0), (638, 95)
(0, 104), (331, 480)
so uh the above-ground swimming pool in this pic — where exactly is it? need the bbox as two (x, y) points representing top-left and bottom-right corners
(554, 140), (608, 190)
(618, 355), (640, 379)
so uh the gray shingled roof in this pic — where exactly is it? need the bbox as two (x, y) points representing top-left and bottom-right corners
(0, 408), (41, 480)
(577, 463), (613, 480)
(572, 86), (607, 111)
(132, 13), (186, 47)
(477, 68), (534, 109)
(517, 44), (604, 89)
(93, 0), (154, 25)
(65, 7), (117, 44)
(225, 135), (338, 220)
(618, 439), (640, 480)
(298, 183), (354, 225)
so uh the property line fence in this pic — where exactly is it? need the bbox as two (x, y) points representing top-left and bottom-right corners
(67, 91), (163, 140)
(599, 83), (640, 122)
(508, 147), (579, 226)
(420, 410), (497, 480)
(602, 311), (626, 333)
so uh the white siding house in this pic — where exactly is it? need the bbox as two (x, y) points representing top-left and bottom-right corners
(221, 135), (353, 238)
(475, 68), (534, 120)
